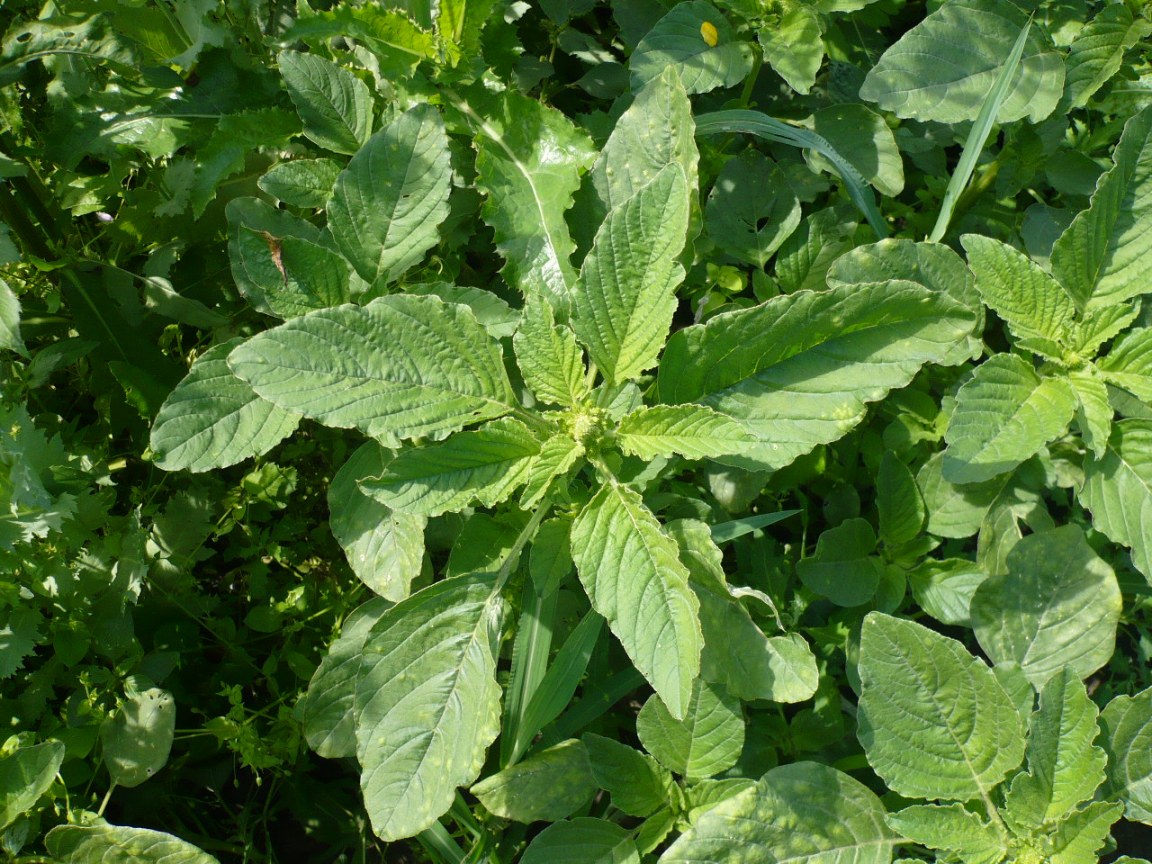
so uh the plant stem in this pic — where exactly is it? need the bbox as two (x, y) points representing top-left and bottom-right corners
(493, 499), (552, 594)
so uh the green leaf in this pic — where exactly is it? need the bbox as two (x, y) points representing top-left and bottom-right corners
(0, 278), (24, 355)
(616, 405), (751, 461)
(805, 104), (904, 197)
(471, 739), (597, 823)
(355, 574), (502, 841)
(796, 518), (883, 607)
(877, 452), (926, 547)
(660, 762), (896, 864)
(962, 234), (1076, 351)
(258, 158), (342, 208)
(1004, 668), (1107, 829)
(705, 151), (800, 269)
(514, 293), (589, 407)
(1100, 685), (1152, 825)
(520, 434), (584, 509)
(1070, 367), (1113, 460)
(227, 295), (514, 446)
(656, 279), (977, 470)
(1097, 328), (1152, 402)
(359, 418), (541, 517)
(461, 88), (596, 311)
(0, 740), (64, 829)
(1079, 419), (1152, 584)
(150, 339), (301, 473)
(758, 5), (824, 96)
(239, 232), (353, 320)
(227, 197), (321, 302)
(570, 482), (702, 719)
(572, 165), (689, 386)
(521, 818), (640, 864)
(857, 612), (1026, 802)
(637, 680), (743, 780)
(917, 452), (1012, 539)
(101, 687), (176, 788)
(277, 50), (372, 155)
(583, 733), (674, 817)
(325, 104), (451, 287)
(1048, 800), (1125, 864)
(300, 598), (390, 759)
(0, 14), (136, 86)
(886, 804), (1006, 864)
(908, 558), (990, 626)
(1050, 108), (1152, 313)
(942, 354), (1077, 485)
(45, 825), (219, 864)
(630, 1), (756, 95)
(859, 0), (1064, 124)
(1062, 5), (1152, 110)
(329, 444), (425, 601)
(280, 6), (435, 80)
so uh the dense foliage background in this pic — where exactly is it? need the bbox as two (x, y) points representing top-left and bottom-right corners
(4, 0), (1152, 862)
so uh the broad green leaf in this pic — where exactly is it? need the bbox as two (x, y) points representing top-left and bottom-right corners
(329, 443), (425, 601)
(1079, 419), (1152, 583)
(325, 104), (451, 287)
(530, 517), (575, 598)
(1071, 302), (1140, 357)
(962, 234), (1076, 353)
(1100, 686), (1152, 825)
(573, 165), (689, 385)
(359, 418), (541, 517)
(1070, 367), (1113, 459)
(514, 293), (588, 407)
(774, 206), (858, 294)
(857, 612), (1026, 802)
(521, 818), (640, 864)
(45, 825), (219, 864)
(409, 282), (519, 339)
(886, 804), (1006, 864)
(942, 354), (1077, 484)
(1097, 327), (1152, 403)
(629, 1), (756, 95)
(0, 278), (24, 355)
(1004, 668), (1107, 829)
(917, 452), (1013, 539)
(907, 558), (990, 627)
(584, 733), (674, 817)
(1048, 800), (1125, 864)
(471, 739), (597, 823)
(859, 0), (1064, 124)
(462, 88), (596, 311)
(570, 482), (702, 719)
(1062, 5), (1152, 110)
(636, 680), (743, 780)
(877, 452), (926, 548)
(150, 339), (301, 473)
(280, 6), (435, 80)
(616, 405), (752, 460)
(101, 687), (176, 788)
(1050, 108), (1152, 312)
(277, 50), (372, 155)
(520, 434), (584, 510)
(660, 762), (896, 864)
(0, 14), (136, 87)
(758, 5), (823, 96)
(0, 740), (64, 829)
(299, 597), (390, 758)
(258, 158), (342, 208)
(705, 151), (800, 269)
(684, 778), (757, 822)
(656, 280), (978, 470)
(227, 295), (514, 446)
(805, 104), (904, 197)
(355, 574), (502, 840)
(235, 231), (352, 320)
(227, 197), (321, 306)
(796, 518), (883, 607)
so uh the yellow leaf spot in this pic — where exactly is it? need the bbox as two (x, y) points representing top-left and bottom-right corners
(700, 21), (719, 47)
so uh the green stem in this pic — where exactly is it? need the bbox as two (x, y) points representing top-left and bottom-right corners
(493, 499), (552, 594)
(737, 50), (763, 109)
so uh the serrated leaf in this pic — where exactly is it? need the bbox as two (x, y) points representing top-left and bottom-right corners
(630, 1), (755, 95)
(805, 104), (904, 197)
(1050, 108), (1152, 312)
(1079, 419), (1152, 583)
(660, 762), (896, 864)
(1101, 686), (1152, 825)
(150, 339), (301, 473)
(359, 418), (541, 517)
(758, 5), (824, 95)
(45, 825), (219, 864)
(961, 234), (1076, 350)
(521, 818), (641, 864)
(1048, 800), (1125, 864)
(857, 612), (1025, 802)
(471, 739), (596, 823)
(877, 452), (926, 547)
(656, 280), (977, 470)
(258, 158), (342, 208)
(570, 482), (702, 719)
(1070, 367), (1113, 459)
(0, 740), (64, 829)
(329, 444), (425, 601)
(584, 733), (674, 817)
(227, 295), (514, 446)
(101, 687), (176, 788)
(520, 434), (584, 510)
(277, 50), (372, 155)
(325, 104), (451, 287)
(942, 354), (1077, 484)
(355, 574), (502, 841)
(462, 88), (596, 311)
(1004, 668), (1107, 830)
(886, 804), (1006, 864)
(859, 0), (1064, 124)
(1062, 5), (1152, 110)
(705, 151), (800, 269)
(637, 680), (743, 780)
(796, 518), (883, 607)
(1097, 327), (1152, 403)
(616, 405), (751, 460)
(573, 165), (689, 385)
(514, 293), (588, 407)
(280, 6), (435, 80)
